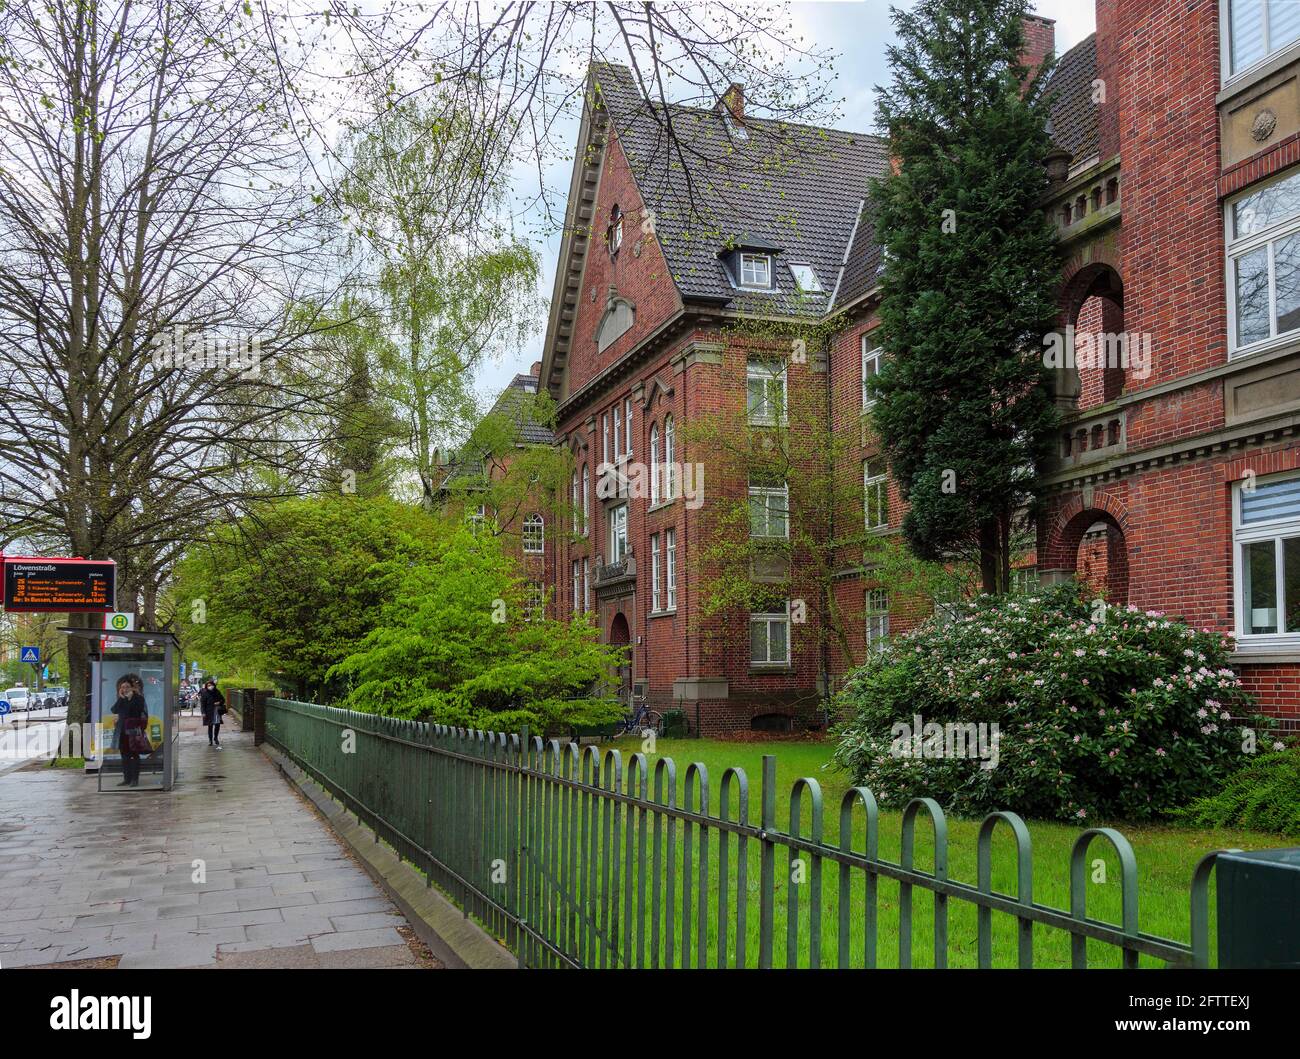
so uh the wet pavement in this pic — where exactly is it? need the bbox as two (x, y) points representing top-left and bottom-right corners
(0, 720), (439, 969)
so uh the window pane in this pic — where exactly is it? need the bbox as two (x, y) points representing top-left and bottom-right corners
(1232, 0), (1267, 73)
(771, 494), (788, 536)
(1241, 475), (1300, 524)
(747, 376), (767, 417)
(750, 621), (767, 662)
(1277, 232), (1300, 337)
(1272, 0), (1300, 51)
(770, 619), (788, 661)
(1245, 539), (1279, 633)
(1235, 247), (1271, 346)
(1286, 536), (1300, 632)
(749, 494), (765, 534)
(1234, 170), (1300, 237)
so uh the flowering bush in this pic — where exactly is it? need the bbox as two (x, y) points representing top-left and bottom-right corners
(831, 584), (1271, 822)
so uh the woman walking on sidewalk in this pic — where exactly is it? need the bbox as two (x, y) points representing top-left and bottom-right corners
(199, 680), (226, 749)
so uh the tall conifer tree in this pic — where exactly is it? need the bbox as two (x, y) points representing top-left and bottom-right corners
(869, 0), (1061, 593)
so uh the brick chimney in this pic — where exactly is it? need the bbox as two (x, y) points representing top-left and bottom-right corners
(1020, 13), (1056, 83)
(1095, 0), (1119, 159)
(718, 83), (745, 122)
(530, 360), (542, 378)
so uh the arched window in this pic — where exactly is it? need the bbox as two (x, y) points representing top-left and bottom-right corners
(663, 414), (676, 499)
(649, 423), (660, 505)
(607, 205), (624, 258)
(523, 513), (544, 554)
(571, 471), (579, 532)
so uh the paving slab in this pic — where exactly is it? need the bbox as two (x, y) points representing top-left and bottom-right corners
(0, 722), (434, 968)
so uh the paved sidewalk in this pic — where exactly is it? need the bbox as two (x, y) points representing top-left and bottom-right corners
(0, 721), (439, 969)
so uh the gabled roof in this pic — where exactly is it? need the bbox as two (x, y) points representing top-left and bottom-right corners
(1045, 33), (1099, 165)
(437, 372), (555, 491)
(491, 373), (556, 446)
(592, 62), (889, 312)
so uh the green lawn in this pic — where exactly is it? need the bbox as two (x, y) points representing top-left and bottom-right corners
(529, 734), (1281, 969)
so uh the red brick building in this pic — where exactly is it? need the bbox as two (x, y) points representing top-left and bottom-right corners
(538, 2), (1300, 734)
(437, 364), (559, 619)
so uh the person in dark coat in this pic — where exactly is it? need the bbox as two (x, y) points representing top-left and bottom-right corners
(110, 673), (149, 787)
(199, 680), (226, 748)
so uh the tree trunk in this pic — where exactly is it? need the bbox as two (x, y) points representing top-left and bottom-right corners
(978, 520), (1002, 594)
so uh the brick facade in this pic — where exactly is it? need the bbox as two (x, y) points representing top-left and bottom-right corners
(534, 4), (1300, 733)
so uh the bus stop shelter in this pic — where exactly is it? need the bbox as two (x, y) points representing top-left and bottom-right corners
(61, 627), (182, 792)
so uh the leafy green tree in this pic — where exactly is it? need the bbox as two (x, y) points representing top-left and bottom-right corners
(338, 98), (542, 507)
(172, 497), (444, 700)
(284, 295), (408, 500)
(868, 0), (1061, 594)
(328, 527), (622, 732)
(681, 316), (955, 698)
(438, 387), (573, 552)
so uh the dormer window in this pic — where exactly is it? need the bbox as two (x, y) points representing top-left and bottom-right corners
(607, 205), (624, 258)
(788, 263), (822, 293)
(739, 253), (772, 289)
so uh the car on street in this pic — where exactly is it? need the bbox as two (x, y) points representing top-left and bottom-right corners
(2, 687), (32, 712)
(39, 686), (68, 709)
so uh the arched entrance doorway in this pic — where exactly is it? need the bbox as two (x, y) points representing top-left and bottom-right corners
(608, 612), (632, 705)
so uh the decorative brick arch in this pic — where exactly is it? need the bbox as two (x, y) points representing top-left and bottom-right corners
(1057, 260), (1124, 330)
(1050, 256), (1127, 410)
(1041, 492), (1131, 605)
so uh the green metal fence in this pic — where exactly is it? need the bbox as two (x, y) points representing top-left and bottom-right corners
(265, 697), (1232, 969)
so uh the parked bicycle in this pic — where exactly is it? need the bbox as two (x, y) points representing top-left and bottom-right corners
(614, 697), (663, 737)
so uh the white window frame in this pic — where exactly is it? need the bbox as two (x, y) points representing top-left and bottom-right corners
(1221, 0), (1300, 83)
(1011, 567), (1041, 595)
(1233, 470), (1300, 646)
(609, 206), (624, 257)
(624, 397), (633, 458)
(864, 460), (888, 531)
(602, 413), (610, 464)
(468, 503), (488, 536)
(523, 513), (544, 554)
(608, 503), (629, 563)
(746, 360), (787, 426)
(788, 262), (822, 293)
(572, 560), (580, 613)
(866, 588), (889, 653)
(748, 481), (790, 538)
(651, 533), (661, 611)
(861, 332), (883, 409)
(525, 580), (545, 621)
(613, 404), (623, 460)
(750, 604), (790, 665)
(665, 528), (677, 610)
(571, 472), (580, 533)
(739, 252), (773, 289)
(1225, 166), (1300, 359)
(663, 415), (676, 499)
(649, 423), (661, 505)
(582, 465), (591, 536)
(583, 558), (591, 612)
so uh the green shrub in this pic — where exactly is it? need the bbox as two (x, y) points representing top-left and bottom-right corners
(660, 709), (689, 738)
(831, 584), (1269, 822)
(1175, 750), (1300, 836)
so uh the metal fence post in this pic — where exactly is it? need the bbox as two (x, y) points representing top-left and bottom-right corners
(758, 754), (776, 969)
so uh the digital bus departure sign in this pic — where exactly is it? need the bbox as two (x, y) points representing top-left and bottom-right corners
(2, 557), (117, 613)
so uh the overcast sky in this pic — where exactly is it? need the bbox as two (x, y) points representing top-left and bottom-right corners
(474, 0), (1097, 404)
